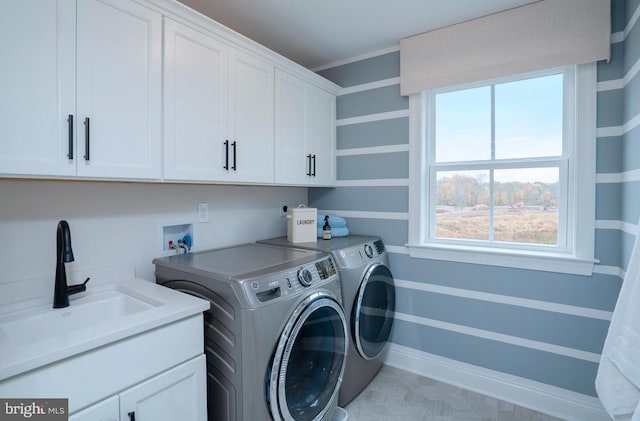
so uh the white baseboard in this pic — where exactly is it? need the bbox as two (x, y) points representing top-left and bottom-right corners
(383, 343), (609, 421)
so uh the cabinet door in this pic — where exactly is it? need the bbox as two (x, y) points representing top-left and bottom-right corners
(0, 0), (76, 176)
(163, 18), (229, 181)
(274, 70), (307, 185)
(69, 395), (118, 421)
(120, 355), (207, 421)
(76, 0), (162, 180)
(305, 86), (336, 186)
(227, 49), (275, 183)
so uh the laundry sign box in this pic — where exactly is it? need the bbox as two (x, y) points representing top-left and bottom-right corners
(287, 205), (317, 243)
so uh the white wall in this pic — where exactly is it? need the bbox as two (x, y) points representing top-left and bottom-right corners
(0, 179), (306, 287)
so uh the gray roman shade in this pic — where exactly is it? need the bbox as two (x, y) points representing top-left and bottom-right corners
(400, 0), (611, 96)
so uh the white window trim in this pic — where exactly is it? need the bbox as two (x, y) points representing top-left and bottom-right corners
(407, 63), (597, 276)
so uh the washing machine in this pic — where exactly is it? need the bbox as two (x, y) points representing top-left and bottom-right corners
(153, 243), (347, 421)
(258, 235), (395, 406)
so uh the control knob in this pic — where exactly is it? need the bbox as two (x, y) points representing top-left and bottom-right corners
(297, 267), (313, 287)
(364, 244), (374, 258)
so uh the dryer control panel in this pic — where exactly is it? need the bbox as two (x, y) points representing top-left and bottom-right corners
(334, 239), (386, 269)
(241, 257), (339, 308)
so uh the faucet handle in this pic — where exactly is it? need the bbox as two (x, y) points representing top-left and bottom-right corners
(67, 277), (90, 296)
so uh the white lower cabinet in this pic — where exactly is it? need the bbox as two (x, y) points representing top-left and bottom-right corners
(70, 356), (206, 421)
(119, 355), (206, 421)
(69, 396), (119, 421)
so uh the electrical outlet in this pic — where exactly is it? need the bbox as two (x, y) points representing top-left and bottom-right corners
(279, 202), (288, 217)
(197, 202), (209, 223)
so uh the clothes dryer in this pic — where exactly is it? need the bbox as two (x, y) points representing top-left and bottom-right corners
(153, 243), (347, 421)
(257, 235), (395, 406)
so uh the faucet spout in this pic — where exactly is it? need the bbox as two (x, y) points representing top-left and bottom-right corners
(53, 220), (89, 308)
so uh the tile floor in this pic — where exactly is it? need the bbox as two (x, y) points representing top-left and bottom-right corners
(343, 365), (564, 421)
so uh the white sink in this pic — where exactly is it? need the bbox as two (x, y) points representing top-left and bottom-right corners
(0, 288), (160, 346)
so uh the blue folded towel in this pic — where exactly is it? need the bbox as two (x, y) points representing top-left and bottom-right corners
(317, 214), (347, 228)
(317, 226), (349, 238)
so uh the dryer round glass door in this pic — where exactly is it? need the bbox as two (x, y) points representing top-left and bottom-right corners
(353, 263), (396, 360)
(269, 291), (348, 421)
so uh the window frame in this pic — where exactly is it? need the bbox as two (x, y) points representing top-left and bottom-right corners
(407, 64), (597, 275)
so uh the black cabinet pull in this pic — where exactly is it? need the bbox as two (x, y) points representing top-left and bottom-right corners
(128, 411), (135, 421)
(306, 154), (312, 176)
(83, 117), (90, 161)
(231, 141), (237, 171)
(67, 114), (74, 160)
(312, 154), (316, 177)
(223, 140), (229, 170)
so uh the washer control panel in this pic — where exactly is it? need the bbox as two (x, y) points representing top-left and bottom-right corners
(242, 257), (338, 306)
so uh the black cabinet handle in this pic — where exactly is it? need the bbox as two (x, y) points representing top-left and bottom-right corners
(67, 114), (74, 160)
(312, 154), (316, 177)
(83, 117), (90, 161)
(231, 141), (237, 171)
(306, 154), (312, 176)
(128, 411), (135, 421)
(223, 140), (229, 170)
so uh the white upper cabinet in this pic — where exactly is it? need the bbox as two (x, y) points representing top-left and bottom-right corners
(164, 18), (274, 183)
(275, 69), (336, 186)
(0, 0), (76, 176)
(0, 0), (162, 180)
(163, 18), (229, 181)
(1, 0), (335, 185)
(305, 86), (336, 186)
(227, 49), (275, 183)
(76, 0), (162, 179)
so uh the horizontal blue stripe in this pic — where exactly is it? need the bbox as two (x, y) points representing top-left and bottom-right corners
(596, 183), (622, 220)
(629, 1), (640, 29)
(595, 229), (622, 267)
(597, 88), (624, 127)
(337, 152), (408, 180)
(337, 117), (408, 150)
(341, 217), (408, 246)
(598, 41), (624, 81)
(337, 84), (408, 120)
(395, 287), (608, 353)
(623, 125), (640, 172)
(624, 74), (640, 124)
(597, 136), (623, 173)
(388, 252), (621, 311)
(622, 230), (637, 270)
(625, 8), (640, 76)
(612, 0), (626, 33)
(622, 180), (640, 225)
(391, 320), (599, 396)
(308, 186), (408, 212)
(317, 51), (400, 88)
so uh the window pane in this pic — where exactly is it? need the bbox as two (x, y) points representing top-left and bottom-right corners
(493, 168), (559, 245)
(495, 74), (563, 159)
(435, 171), (489, 240)
(435, 86), (491, 162)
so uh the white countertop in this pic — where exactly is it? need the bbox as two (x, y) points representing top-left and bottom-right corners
(0, 271), (209, 382)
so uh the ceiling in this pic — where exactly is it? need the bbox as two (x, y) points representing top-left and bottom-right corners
(178, 0), (539, 70)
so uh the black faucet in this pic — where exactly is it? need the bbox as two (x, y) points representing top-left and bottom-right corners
(53, 220), (90, 308)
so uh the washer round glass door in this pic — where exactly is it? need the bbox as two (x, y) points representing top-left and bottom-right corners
(269, 291), (348, 421)
(353, 263), (395, 360)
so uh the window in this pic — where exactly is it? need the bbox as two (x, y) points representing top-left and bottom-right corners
(407, 65), (596, 275)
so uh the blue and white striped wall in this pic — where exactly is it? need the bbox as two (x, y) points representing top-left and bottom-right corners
(310, 1), (639, 419)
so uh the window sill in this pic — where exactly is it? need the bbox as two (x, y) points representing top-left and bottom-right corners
(406, 243), (596, 276)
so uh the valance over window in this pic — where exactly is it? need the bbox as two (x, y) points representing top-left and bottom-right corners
(400, 0), (610, 96)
